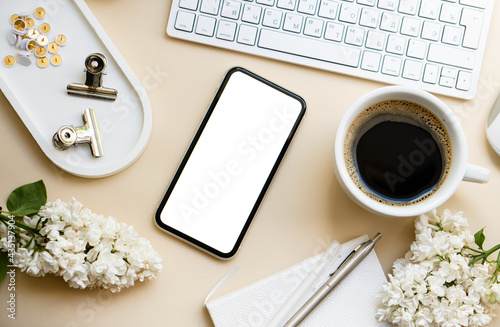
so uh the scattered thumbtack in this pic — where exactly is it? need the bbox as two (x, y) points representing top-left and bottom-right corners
(3, 56), (16, 68)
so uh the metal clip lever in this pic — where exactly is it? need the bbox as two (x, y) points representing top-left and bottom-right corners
(53, 108), (104, 158)
(67, 53), (118, 101)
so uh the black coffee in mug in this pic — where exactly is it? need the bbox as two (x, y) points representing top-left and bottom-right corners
(344, 100), (452, 206)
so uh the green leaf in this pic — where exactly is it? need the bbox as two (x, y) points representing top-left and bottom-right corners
(6, 180), (47, 217)
(474, 228), (486, 250)
(0, 251), (8, 283)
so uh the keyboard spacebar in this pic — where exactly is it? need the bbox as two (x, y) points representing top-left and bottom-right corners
(258, 29), (361, 68)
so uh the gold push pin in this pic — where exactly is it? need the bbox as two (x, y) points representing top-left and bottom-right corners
(55, 34), (68, 46)
(35, 46), (47, 57)
(18, 56), (32, 66)
(67, 53), (118, 101)
(27, 28), (40, 39)
(13, 19), (26, 31)
(7, 33), (17, 46)
(37, 34), (49, 46)
(53, 108), (104, 158)
(40, 23), (51, 34)
(37, 57), (49, 68)
(50, 54), (62, 67)
(34, 7), (46, 19)
(10, 14), (19, 24)
(48, 42), (59, 53)
(25, 18), (35, 28)
(3, 56), (16, 68)
(26, 40), (37, 51)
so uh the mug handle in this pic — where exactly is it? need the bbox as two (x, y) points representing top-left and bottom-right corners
(463, 164), (490, 183)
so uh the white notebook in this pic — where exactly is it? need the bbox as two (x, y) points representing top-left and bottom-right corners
(205, 235), (393, 327)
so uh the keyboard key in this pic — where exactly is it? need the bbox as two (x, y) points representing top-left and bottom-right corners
(201, 0), (221, 15)
(345, 26), (365, 46)
(357, 0), (375, 6)
(459, 0), (487, 9)
(318, 0), (339, 19)
(378, 0), (398, 11)
(175, 11), (196, 31)
(216, 20), (237, 40)
(283, 13), (304, 32)
(257, 0), (275, 5)
(456, 71), (472, 91)
(298, 0), (319, 14)
(427, 43), (475, 69)
(400, 16), (420, 36)
(423, 63), (439, 84)
(406, 39), (426, 58)
(324, 22), (344, 41)
(442, 25), (462, 46)
(440, 67), (457, 88)
(277, 0), (297, 10)
(402, 59), (423, 80)
(380, 12), (400, 32)
(242, 4), (262, 24)
(361, 51), (381, 71)
(381, 55), (402, 76)
(339, 3), (359, 23)
(180, 0), (199, 10)
(421, 21), (441, 41)
(359, 8), (379, 28)
(258, 29), (361, 67)
(263, 8), (283, 28)
(221, 0), (242, 19)
(304, 17), (324, 37)
(460, 8), (484, 49)
(386, 35), (406, 55)
(237, 24), (258, 44)
(439, 76), (454, 87)
(441, 66), (457, 78)
(365, 30), (386, 50)
(418, 0), (439, 19)
(398, 0), (418, 15)
(196, 15), (216, 35)
(439, 3), (460, 24)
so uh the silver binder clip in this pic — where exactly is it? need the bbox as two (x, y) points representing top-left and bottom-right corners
(53, 108), (104, 158)
(67, 53), (118, 101)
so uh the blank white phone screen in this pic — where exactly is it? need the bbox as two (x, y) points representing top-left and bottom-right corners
(158, 70), (304, 256)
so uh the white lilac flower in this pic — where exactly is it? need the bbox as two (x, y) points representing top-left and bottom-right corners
(0, 198), (162, 292)
(376, 209), (500, 327)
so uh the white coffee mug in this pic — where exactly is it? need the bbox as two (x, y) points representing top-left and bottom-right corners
(333, 86), (490, 217)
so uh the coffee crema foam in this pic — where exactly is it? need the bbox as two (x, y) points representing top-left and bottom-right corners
(344, 99), (452, 206)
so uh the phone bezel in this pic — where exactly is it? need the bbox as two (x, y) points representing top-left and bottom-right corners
(154, 67), (306, 259)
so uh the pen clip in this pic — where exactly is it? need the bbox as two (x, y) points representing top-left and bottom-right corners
(329, 243), (364, 277)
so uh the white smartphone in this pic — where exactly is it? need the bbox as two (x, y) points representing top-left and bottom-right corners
(155, 67), (306, 259)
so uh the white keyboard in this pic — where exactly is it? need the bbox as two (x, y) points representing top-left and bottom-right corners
(166, 0), (493, 99)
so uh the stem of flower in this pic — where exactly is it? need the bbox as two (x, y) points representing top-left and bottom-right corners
(494, 250), (500, 283)
(0, 213), (41, 236)
(468, 243), (500, 266)
(465, 246), (483, 254)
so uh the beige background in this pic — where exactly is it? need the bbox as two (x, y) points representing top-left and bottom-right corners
(1, 0), (500, 326)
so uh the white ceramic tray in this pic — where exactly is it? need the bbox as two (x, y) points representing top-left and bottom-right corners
(0, 0), (152, 178)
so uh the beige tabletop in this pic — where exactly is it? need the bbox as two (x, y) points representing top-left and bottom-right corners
(1, 0), (500, 326)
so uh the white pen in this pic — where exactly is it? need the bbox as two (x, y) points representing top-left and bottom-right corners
(282, 233), (382, 327)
